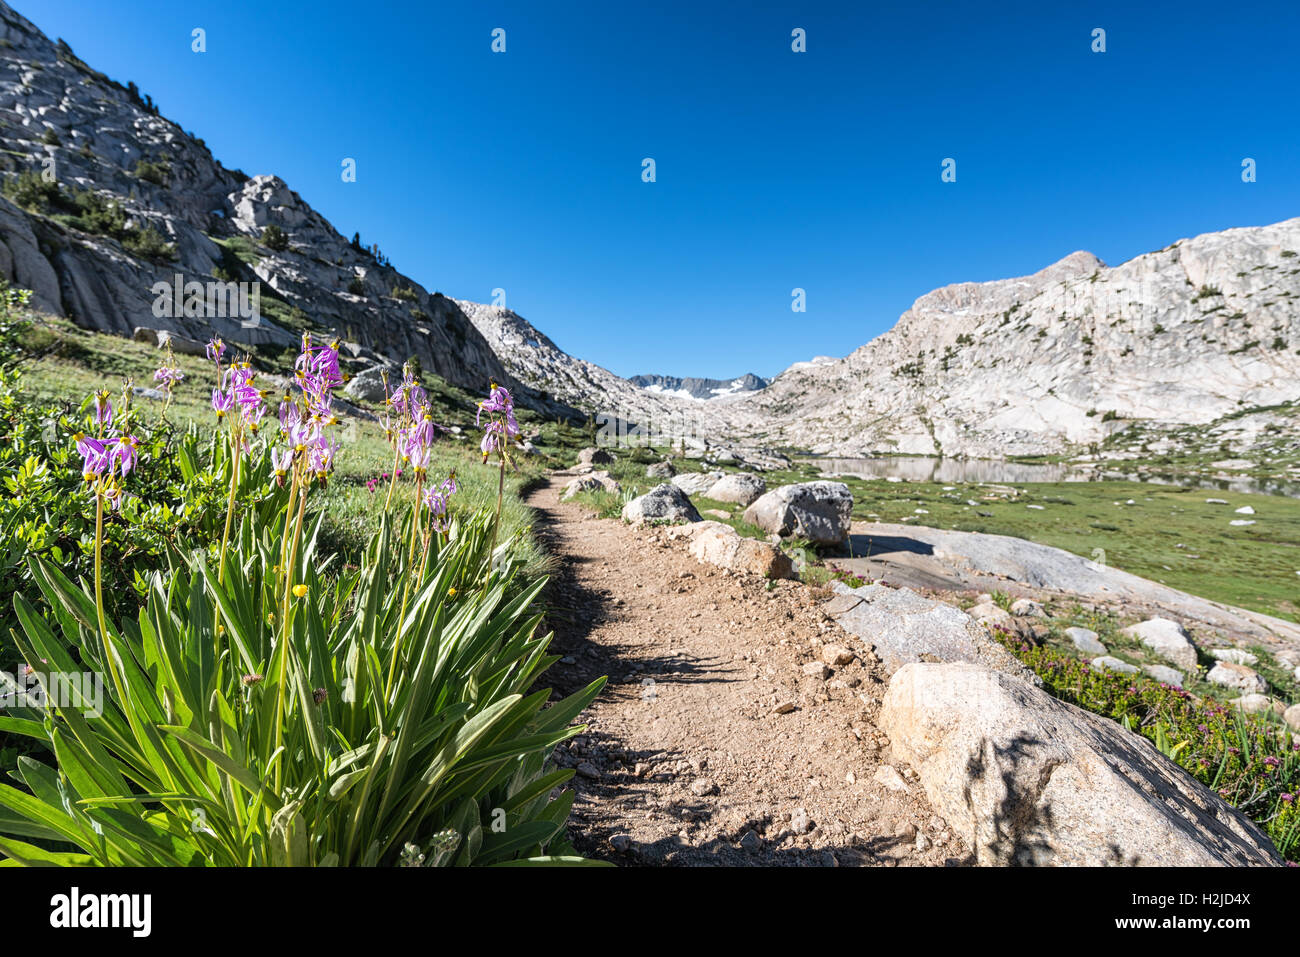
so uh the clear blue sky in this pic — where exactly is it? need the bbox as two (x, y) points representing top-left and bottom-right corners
(23, 0), (1300, 379)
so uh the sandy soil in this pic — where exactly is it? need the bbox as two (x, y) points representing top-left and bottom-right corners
(530, 476), (969, 867)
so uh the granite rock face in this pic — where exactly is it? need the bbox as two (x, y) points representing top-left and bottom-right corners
(824, 582), (1031, 679)
(0, 3), (512, 396)
(621, 484), (701, 524)
(742, 481), (853, 545)
(881, 663), (1282, 866)
(719, 221), (1300, 458)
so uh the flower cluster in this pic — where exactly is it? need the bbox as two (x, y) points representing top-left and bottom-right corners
(423, 470), (458, 533)
(152, 363), (184, 395)
(73, 388), (140, 510)
(271, 334), (344, 489)
(205, 336), (269, 441)
(477, 382), (519, 463)
(380, 363), (446, 481)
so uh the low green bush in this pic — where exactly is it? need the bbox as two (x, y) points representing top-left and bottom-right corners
(995, 629), (1299, 861)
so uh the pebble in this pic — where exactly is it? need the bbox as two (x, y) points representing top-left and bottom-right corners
(873, 765), (910, 793)
(790, 807), (812, 834)
(739, 830), (762, 852)
(610, 834), (632, 852)
(773, 701), (796, 714)
(576, 762), (601, 780)
(802, 661), (832, 679)
(820, 644), (855, 666)
(689, 777), (718, 797)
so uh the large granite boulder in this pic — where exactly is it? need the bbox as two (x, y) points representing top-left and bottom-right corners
(343, 365), (389, 402)
(686, 523), (793, 580)
(706, 472), (766, 506)
(1121, 617), (1198, 672)
(881, 663), (1282, 866)
(622, 484), (701, 524)
(825, 583), (1030, 678)
(671, 471), (723, 495)
(742, 481), (853, 546)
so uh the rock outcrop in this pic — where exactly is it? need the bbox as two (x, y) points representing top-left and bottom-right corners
(0, 3), (511, 396)
(742, 481), (853, 546)
(881, 663), (1282, 866)
(721, 219), (1300, 458)
(705, 472), (766, 506)
(825, 583), (1031, 678)
(621, 484), (701, 524)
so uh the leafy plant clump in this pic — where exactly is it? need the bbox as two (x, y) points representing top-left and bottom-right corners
(0, 318), (603, 866)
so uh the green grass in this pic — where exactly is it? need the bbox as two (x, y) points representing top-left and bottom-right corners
(737, 462), (1300, 623)
(13, 316), (571, 577)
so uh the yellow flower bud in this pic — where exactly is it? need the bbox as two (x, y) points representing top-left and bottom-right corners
(292, 584), (309, 599)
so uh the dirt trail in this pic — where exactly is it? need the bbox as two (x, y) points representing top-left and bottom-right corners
(530, 476), (967, 866)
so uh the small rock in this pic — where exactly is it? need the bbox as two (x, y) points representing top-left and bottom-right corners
(873, 765), (910, 793)
(689, 777), (718, 797)
(1091, 655), (1138, 675)
(1209, 648), (1259, 666)
(820, 644), (855, 666)
(1235, 505), (1256, 515)
(773, 701), (796, 714)
(1284, 703), (1300, 731)
(1066, 627), (1107, 655)
(1122, 617), (1198, 672)
(1010, 599), (1045, 618)
(738, 830), (762, 852)
(576, 762), (601, 780)
(915, 832), (932, 853)
(790, 808), (811, 834)
(1207, 661), (1267, 693)
(1142, 664), (1184, 687)
(610, 834), (632, 852)
(1231, 693), (1276, 715)
(802, 661), (832, 679)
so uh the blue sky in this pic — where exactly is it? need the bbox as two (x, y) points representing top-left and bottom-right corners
(24, 0), (1300, 379)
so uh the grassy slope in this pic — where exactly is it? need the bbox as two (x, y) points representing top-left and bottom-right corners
(15, 315), (592, 576)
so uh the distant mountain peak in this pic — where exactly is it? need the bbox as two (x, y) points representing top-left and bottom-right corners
(629, 373), (768, 401)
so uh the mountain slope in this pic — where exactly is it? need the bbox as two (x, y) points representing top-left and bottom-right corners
(724, 219), (1300, 459)
(0, 1), (506, 393)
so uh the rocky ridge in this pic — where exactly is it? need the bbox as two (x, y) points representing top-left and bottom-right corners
(0, 2), (511, 396)
(628, 372), (768, 401)
(722, 222), (1300, 458)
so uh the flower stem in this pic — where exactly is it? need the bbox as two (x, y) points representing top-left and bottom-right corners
(386, 477), (423, 701)
(273, 473), (309, 792)
(215, 433), (242, 643)
(382, 446), (401, 512)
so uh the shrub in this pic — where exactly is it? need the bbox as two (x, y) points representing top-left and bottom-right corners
(132, 158), (170, 187)
(347, 276), (365, 296)
(262, 224), (289, 251)
(392, 284), (418, 302)
(995, 630), (1299, 861)
(120, 224), (176, 262)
